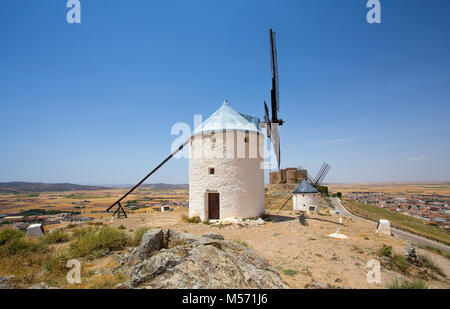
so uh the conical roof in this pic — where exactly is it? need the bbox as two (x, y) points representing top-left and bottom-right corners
(293, 179), (318, 194)
(192, 100), (260, 136)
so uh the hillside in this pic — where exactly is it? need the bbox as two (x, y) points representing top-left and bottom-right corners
(0, 182), (110, 193)
(342, 198), (450, 245)
(141, 183), (188, 190)
(0, 182), (189, 193)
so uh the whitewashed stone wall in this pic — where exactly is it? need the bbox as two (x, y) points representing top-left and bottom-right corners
(189, 131), (265, 221)
(293, 193), (319, 213)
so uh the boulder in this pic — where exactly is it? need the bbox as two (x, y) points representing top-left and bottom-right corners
(0, 276), (15, 289)
(28, 282), (58, 289)
(119, 230), (288, 289)
(26, 224), (44, 238)
(201, 233), (225, 240)
(376, 219), (391, 236)
(121, 228), (164, 267)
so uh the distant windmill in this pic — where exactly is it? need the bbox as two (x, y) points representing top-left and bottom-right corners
(262, 29), (283, 170)
(279, 163), (331, 210)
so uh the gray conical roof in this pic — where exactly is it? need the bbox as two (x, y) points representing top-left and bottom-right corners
(293, 179), (318, 194)
(192, 100), (260, 136)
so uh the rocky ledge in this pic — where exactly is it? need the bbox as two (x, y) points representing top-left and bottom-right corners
(117, 229), (288, 289)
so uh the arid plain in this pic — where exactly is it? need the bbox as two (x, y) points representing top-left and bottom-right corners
(0, 183), (449, 289)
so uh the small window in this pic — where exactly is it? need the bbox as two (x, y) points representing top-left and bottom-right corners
(208, 168), (215, 175)
(244, 137), (249, 143)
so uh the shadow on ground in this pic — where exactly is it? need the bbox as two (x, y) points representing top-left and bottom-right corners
(307, 217), (345, 226)
(264, 214), (296, 223)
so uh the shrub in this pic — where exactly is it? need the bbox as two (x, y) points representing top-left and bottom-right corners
(316, 186), (328, 195)
(43, 230), (70, 245)
(189, 216), (201, 223)
(391, 254), (409, 272)
(203, 219), (210, 225)
(66, 224), (76, 229)
(379, 244), (393, 257)
(2, 237), (46, 255)
(181, 215), (201, 224)
(276, 266), (298, 276)
(69, 226), (130, 258)
(44, 251), (70, 273)
(133, 226), (152, 246)
(234, 240), (249, 248)
(388, 279), (427, 289)
(118, 224), (126, 230)
(0, 228), (25, 246)
(282, 269), (298, 276)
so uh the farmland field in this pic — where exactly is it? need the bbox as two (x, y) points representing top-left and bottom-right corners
(328, 182), (450, 195)
(0, 187), (189, 222)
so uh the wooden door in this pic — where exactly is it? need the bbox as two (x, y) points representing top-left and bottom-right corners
(208, 193), (220, 219)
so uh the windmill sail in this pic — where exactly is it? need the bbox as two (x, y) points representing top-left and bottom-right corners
(270, 29), (280, 123)
(264, 101), (271, 138)
(270, 123), (280, 169)
(313, 163), (330, 187)
(316, 163), (330, 186)
(263, 29), (283, 170)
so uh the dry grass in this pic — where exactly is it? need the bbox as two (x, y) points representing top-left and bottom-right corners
(388, 279), (427, 289)
(0, 187), (188, 221)
(69, 226), (130, 259)
(181, 214), (201, 223)
(0, 228), (24, 246)
(42, 230), (70, 244)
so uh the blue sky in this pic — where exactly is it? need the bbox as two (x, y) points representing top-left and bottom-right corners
(1, 0), (449, 185)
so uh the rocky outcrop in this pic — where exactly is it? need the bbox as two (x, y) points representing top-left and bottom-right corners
(201, 233), (225, 240)
(121, 229), (164, 267)
(118, 229), (288, 289)
(28, 282), (58, 289)
(305, 281), (330, 289)
(0, 276), (15, 289)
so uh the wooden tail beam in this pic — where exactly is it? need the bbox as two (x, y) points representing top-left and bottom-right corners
(279, 195), (293, 210)
(106, 140), (189, 218)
